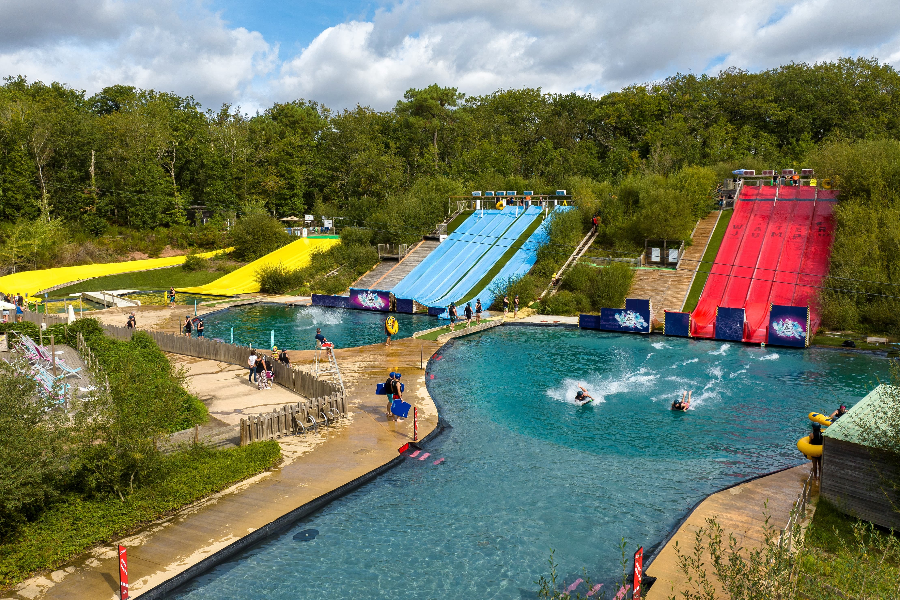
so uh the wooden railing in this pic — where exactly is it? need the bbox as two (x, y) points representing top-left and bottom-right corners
(239, 394), (346, 446)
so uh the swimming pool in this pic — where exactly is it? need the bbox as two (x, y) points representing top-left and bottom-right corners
(199, 304), (435, 350)
(169, 328), (888, 599)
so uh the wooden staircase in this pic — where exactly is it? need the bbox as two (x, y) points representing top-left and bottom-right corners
(350, 239), (441, 292)
(539, 227), (599, 300)
(627, 211), (721, 324)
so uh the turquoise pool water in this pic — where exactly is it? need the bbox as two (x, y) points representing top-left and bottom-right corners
(200, 304), (435, 350)
(169, 328), (888, 599)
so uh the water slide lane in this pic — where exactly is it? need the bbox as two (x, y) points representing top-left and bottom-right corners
(0, 248), (227, 299)
(766, 197), (817, 308)
(691, 195), (757, 336)
(428, 206), (541, 306)
(792, 195), (836, 331)
(407, 210), (513, 304)
(719, 198), (775, 308)
(177, 238), (339, 296)
(390, 211), (492, 298)
(743, 198), (798, 341)
(466, 208), (566, 308)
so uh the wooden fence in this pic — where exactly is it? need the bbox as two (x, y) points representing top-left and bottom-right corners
(239, 393), (346, 446)
(20, 310), (68, 327)
(98, 324), (343, 403)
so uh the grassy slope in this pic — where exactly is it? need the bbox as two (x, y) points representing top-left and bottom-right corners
(446, 210), (474, 234)
(0, 442), (281, 588)
(49, 266), (223, 297)
(458, 212), (546, 304)
(682, 210), (732, 313)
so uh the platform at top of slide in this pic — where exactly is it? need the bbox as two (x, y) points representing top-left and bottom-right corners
(0, 249), (226, 299)
(178, 236), (340, 296)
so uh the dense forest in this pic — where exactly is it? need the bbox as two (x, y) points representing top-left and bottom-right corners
(2, 57), (900, 332)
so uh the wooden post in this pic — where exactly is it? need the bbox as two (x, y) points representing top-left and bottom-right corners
(51, 334), (56, 378)
(194, 424), (199, 445)
(240, 418), (247, 446)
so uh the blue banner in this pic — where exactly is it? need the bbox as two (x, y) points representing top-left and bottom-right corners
(767, 305), (809, 348)
(715, 307), (745, 341)
(311, 294), (351, 309)
(664, 311), (691, 337)
(395, 298), (415, 314)
(579, 314), (602, 330)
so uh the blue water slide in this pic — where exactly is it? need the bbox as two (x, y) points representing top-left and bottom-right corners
(390, 210), (500, 299)
(427, 205), (542, 306)
(468, 207), (575, 308)
(409, 208), (520, 304)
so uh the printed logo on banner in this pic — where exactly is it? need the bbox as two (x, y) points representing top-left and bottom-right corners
(349, 289), (391, 311)
(771, 318), (806, 340)
(615, 310), (648, 330)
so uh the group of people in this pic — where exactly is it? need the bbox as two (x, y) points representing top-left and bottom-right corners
(1, 292), (25, 323)
(447, 299), (484, 331)
(247, 349), (275, 390)
(182, 316), (205, 337)
(384, 371), (403, 420)
(502, 294), (519, 318)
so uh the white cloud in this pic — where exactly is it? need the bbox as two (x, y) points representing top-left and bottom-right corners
(1, 0), (899, 111)
(0, 0), (275, 109)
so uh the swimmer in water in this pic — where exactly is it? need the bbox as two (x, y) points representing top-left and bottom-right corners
(672, 391), (691, 411)
(575, 385), (594, 405)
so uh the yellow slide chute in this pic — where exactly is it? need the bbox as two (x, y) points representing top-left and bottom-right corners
(177, 236), (340, 296)
(0, 249), (226, 299)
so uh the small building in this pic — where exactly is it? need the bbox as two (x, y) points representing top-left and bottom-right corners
(822, 385), (900, 529)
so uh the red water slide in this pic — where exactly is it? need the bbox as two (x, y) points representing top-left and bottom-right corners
(765, 196), (817, 310)
(743, 196), (799, 342)
(792, 192), (836, 332)
(719, 198), (775, 309)
(690, 187), (758, 337)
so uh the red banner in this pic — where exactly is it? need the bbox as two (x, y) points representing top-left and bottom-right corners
(633, 546), (643, 599)
(118, 545), (129, 600)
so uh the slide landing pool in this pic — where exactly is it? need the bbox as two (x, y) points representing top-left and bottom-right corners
(169, 328), (886, 599)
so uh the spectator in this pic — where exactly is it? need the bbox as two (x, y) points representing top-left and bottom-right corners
(15, 302), (23, 322)
(183, 316), (192, 337)
(503, 295), (509, 317)
(126, 312), (136, 329)
(464, 302), (473, 327)
(248, 351), (258, 383)
(449, 303), (458, 332)
(168, 287), (176, 308)
(255, 354), (266, 390)
(197, 319), (205, 337)
(278, 348), (290, 365)
(475, 299), (483, 324)
(514, 295), (519, 318)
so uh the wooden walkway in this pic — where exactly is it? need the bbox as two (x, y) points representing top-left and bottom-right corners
(645, 464), (810, 599)
(351, 239), (440, 291)
(628, 212), (720, 323)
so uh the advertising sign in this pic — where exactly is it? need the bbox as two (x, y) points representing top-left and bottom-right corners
(664, 311), (691, 337)
(349, 288), (391, 312)
(767, 304), (810, 348)
(715, 307), (745, 341)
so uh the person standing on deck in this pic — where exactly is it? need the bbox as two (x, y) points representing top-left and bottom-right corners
(475, 299), (483, 324)
(449, 303), (458, 331)
(168, 287), (176, 308)
(248, 351), (258, 383)
(464, 302), (473, 327)
(514, 295), (519, 318)
(197, 319), (205, 337)
(503, 295), (509, 317)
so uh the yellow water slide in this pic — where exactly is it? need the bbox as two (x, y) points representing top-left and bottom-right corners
(0, 249), (225, 299)
(177, 236), (340, 296)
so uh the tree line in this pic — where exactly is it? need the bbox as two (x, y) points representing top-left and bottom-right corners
(3, 57), (899, 232)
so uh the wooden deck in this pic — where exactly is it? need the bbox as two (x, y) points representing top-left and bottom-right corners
(628, 212), (720, 323)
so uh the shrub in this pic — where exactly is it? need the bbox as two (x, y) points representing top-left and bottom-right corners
(536, 291), (590, 316)
(229, 208), (291, 262)
(256, 263), (303, 294)
(592, 262), (634, 310)
(339, 227), (373, 247)
(488, 274), (542, 310)
(181, 253), (208, 271)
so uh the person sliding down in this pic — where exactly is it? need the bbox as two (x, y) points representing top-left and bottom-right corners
(672, 391), (691, 411)
(575, 386), (594, 405)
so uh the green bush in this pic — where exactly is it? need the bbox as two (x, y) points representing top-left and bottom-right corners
(536, 290), (590, 315)
(339, 226), (373, 247)
(181, 253), (208, 271)
(288, 242), (378, 295)
(229, 207), (291, 262)
(592, 262), (634, 310)
(256, 263), (303, 294)
(488, 274), (543, 310)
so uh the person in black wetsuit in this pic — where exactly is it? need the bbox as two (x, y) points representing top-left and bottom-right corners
(830, 405), (847, 420)
(810, 423), (823, 479)
(464, 302), (473, 327)
(183, 316), (192, 337)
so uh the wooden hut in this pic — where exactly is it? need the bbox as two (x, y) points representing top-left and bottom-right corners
(821, 384), (900, 529)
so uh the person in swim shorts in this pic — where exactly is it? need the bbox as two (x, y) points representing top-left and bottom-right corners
(448, 303), (458, 331)
(384, 372), (397, 419)
(575, 386), (593, 405)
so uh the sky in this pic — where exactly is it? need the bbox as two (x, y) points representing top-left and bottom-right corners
(1, 0), (900, 113)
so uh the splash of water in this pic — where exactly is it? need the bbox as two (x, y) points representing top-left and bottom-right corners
(547, 369), (659, 405)
(295, 306), (343, 328)
(757, 353), (780, 361)
(652, 342), (671, 350)
(709, 343), (730, 356)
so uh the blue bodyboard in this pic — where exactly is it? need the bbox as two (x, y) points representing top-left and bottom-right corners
(391, 399), (412, 418)
(376, 383), (405, 395)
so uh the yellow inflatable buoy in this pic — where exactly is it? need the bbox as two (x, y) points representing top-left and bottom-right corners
(385, 316), (398, 335)
(496, 201), (504, 210)
(797, 436), (823, 458)
(808, 412), (833, 427)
